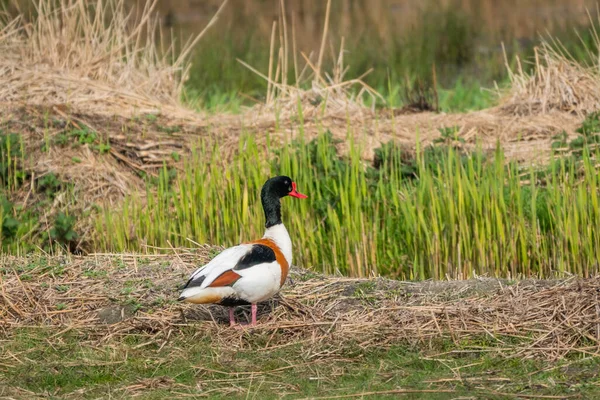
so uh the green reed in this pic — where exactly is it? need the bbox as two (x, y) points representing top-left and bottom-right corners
(95, 132), (600, 279)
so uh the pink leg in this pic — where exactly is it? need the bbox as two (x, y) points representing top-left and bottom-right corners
(229, 307), (236, 327)
(251, 304), (257, 326)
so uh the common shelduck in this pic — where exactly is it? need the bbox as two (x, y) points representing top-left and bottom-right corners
(178, 176), (307, 326)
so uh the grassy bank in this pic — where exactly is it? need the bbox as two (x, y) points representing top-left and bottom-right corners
(4, 112), (599, 279)
(4, 327), (599, 399)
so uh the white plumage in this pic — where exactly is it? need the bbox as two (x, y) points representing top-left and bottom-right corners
(187, 244), (253, 287)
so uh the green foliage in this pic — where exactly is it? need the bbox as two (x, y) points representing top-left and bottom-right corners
(70, 127), (97, 145)
(53, 132), (70, 146)
(547, 113), (600, 192)
(373, 130), (478, 184)
(37, 172), (62, 197)
(50, 212), (78, 247)
(551, 130), (569, 150)
(552, 112), (600, 159)
(1, 196), (42, 253)
(436, 79), (497, 112)
(0, 132), (26, 190)
(147, 165), (177, 189)
(94, 143), (111, 154)
(0, 136), (78, 253)
(372, 141), (414, 180)
(1, 197), (19, 240)
(576, 111), (600, 137)
(96, 129), (600, 279)
(55, 284), (70, 293)
(434, 126), (465, 145)
(52, 126), (111, 155)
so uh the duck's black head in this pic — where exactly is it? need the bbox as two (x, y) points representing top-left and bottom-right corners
(261, 176), (307, 199)
(261, 176), (307, 228)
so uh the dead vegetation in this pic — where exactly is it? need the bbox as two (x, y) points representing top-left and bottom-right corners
(2, 0), (172, 117)
(0, 0), (232, 120)
(0, 0), (222, 215)
(1, 253), (599, 362)
(501, 40), (600, 117)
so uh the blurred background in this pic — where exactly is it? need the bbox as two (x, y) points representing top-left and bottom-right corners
(134, 0), (599, 111)
(4, 0), (597, 111)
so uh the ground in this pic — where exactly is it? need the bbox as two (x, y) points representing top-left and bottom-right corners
(1, 252), (600, 399)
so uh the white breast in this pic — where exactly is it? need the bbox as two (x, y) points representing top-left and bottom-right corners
(262, 223), (292, 265)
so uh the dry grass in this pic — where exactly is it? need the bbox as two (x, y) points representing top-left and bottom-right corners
(2, 253), (600, 361)
(236, 0), (384, 125)
(501, 41), (600, 116)
(0, 0), (226, 119)
(0, 0), (216, 209)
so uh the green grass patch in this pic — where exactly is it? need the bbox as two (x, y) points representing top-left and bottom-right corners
(2, 328), (598, 399)
(0, 131), (26, 191)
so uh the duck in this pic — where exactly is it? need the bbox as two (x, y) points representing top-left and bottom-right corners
(177, 176), (307, 326)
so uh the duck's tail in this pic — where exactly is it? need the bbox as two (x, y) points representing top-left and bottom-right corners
(177, 286), (234, 304)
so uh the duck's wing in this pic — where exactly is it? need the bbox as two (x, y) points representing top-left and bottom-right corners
(183, 242), (282, 288)
(183, 244), (253, 289)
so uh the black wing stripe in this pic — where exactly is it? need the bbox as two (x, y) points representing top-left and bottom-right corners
(182, 274), (205, 290)
(233, 244), (276, 270)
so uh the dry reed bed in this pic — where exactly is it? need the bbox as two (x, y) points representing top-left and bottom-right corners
(0, 0), (230, 123)
(0, 105), (211, 202)
(231, 106), (583, 164)
(1, 254), (599, 360)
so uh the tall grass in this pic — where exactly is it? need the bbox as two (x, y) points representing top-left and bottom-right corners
(96, 130), (600, 279)
(0, 132), (37, 253)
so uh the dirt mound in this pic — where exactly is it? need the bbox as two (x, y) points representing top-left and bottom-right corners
(1, 100), (583, 206)
(1, 254), (598, 360)
(1, 105), (211, 201)
(237, 106), (581, 164)
(0, 99), (584, 254)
